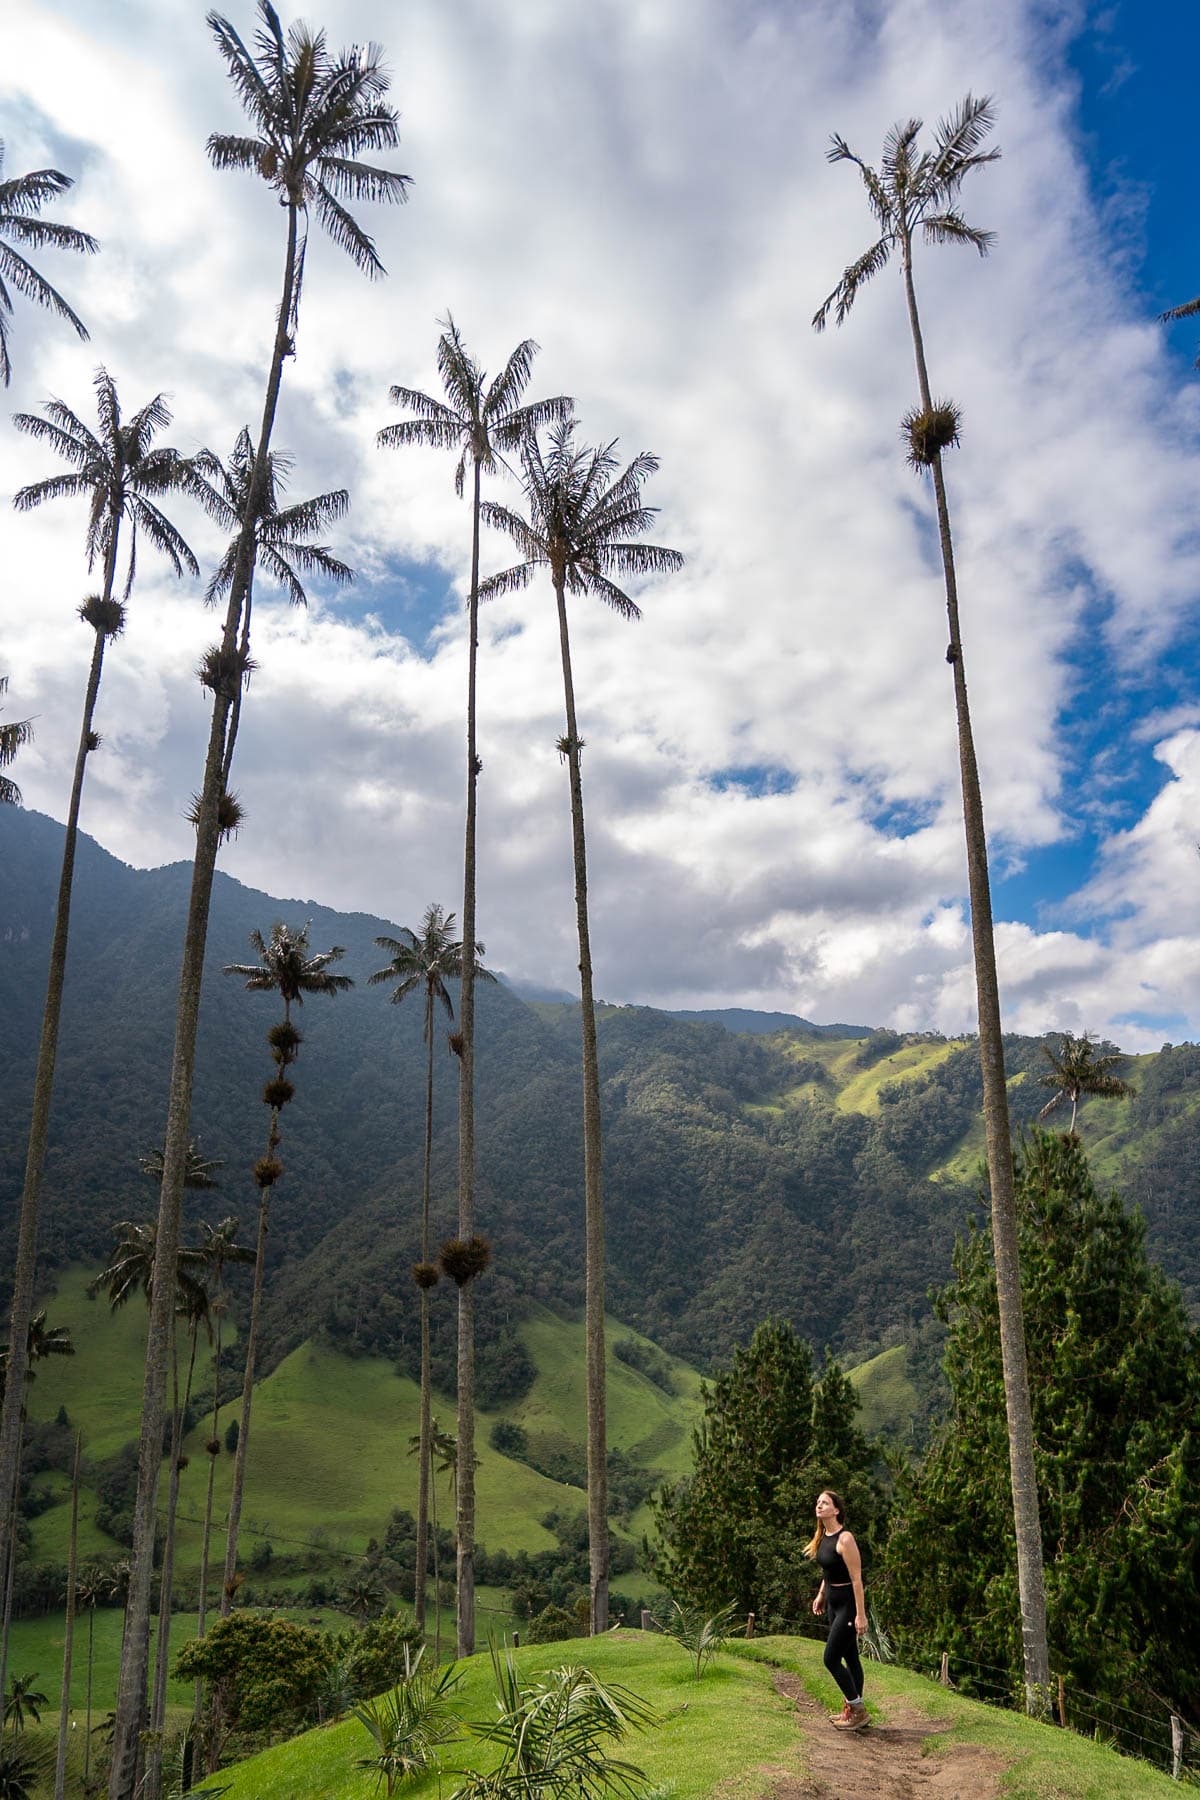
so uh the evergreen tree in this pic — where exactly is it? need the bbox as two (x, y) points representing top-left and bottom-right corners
(646, 1320), (879, 1623)
(880, 1132), (1200, 1744)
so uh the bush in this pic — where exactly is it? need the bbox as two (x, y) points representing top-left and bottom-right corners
(526, 1604), (582, 1645)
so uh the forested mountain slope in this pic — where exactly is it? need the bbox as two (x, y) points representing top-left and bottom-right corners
(2, 805), (1196, 1394)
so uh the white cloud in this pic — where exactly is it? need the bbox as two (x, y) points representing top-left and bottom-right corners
(2, 0), (1199, 1050)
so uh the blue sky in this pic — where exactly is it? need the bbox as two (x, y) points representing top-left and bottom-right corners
(3, 0), (1200, 1048)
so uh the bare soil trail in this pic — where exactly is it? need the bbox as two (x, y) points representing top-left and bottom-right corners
(764, 1670), (1007, 1800)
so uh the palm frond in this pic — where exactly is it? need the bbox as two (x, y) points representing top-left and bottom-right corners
(1160, 294), (1200, 323)
(312, 177), (386, 274)
(0, 241), (89, 336)
(476, 561), (538, 603)
(315, 154), (410, 206)
(922, 209), (994, 254)
(812, 233), (893, 331)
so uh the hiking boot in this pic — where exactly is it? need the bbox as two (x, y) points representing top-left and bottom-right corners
(828, 1700), (852, 1725)
(833, 1702), (870, 1731)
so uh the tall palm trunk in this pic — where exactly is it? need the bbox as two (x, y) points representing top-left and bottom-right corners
(193, 1307), (224, 1728)
(0, 1418), (22, 1714)
(901, 239), (1049, 1707)
(0, 531), (120, 1647)
(429, 1439), (441, 1663)
(220, 1117), (279, 1622)
(109, 207), (299, 1800)
(415, 1006), (434, 1633)
(84, 1596), (95, 1787)
(53, 1434), (80, 1800)
(455, 461), (482, 1658)
(146, 1319), (201, 1800)
(552, 576), (608, 1635)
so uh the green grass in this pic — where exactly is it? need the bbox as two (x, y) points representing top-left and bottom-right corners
(211, 1631), (1185, 1800)
(846, 1344), (920, 1440)
(6, 1605), (192, 1710)
(834, 1037), (964, 1118)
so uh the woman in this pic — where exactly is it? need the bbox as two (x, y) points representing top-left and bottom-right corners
(807, 1488), (868, 1729)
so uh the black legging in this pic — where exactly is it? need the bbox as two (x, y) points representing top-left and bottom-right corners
(824, 1583), (864, 1702)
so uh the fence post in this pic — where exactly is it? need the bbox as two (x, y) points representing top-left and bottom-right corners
(1172, 1714), (1183, 1780)
(1056, 1674), (1066, 1729)
(512, 1631), (519, 1648)
(746, 1612), (755, 1640)
(641, 1609), (655, 1632)
(939, 1651), (950, 1688)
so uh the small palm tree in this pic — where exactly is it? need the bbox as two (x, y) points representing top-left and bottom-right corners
(379, 324), (569, 1656)
(3, 1672), (47, 1733)
(353, 1645), (461, 1795)
(369, 907), (493, 1635)
(0, 679), (32, 807)
(481, 418), (683, 1633)
(218, 925), (352, 1621)
(115, 13), (408, 1780)
(0, 139), (97, 385)
(0, 372), (197, 1664)
(1038, 1032), (1134, 1134)
(455, 1648), (658, 1798)
(812, 93), (1050, 1711)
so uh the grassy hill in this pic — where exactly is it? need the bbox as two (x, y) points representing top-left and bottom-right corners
(24, 1278), (706, 1585)
(205, 1631), (1184, 1800)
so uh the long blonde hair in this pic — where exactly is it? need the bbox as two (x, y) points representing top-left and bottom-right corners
(804, 1489), (845, 1560)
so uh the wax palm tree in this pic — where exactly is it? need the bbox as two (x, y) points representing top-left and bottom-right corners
(0, 140), (97, 385)
(1038, 1031), (1134, 1134)
(0, 372), (198, 1673)
(379, 322), (568, 1655)
(0, 679), (32, 808)
(218, 925), (352, 1629)
(75, 1564), (104, 1787)
(812, 93), (1049, 1707)
(53, 1434), (82, 1800)
(192, 1216), (255, 1732)
(370, 907), (493, 1638)
(189, 427), (353, 775)
(481, 419), (683, 1633)
(113, 14), (407, 1782)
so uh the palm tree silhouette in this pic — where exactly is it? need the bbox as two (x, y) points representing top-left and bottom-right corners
(812, 93), (1049, 1706)
(113, 16), (407, 1777)
(0, 139), (97, 384)
(0, 373), (197, 1660)
(0, 678), (32, 807)
(218, 925), (352, 1626)
(1038, 1031), (1134, 1135)
(481, 418), (683, 1633)
(379, 326), (568, 1653)
(370, 906), (493, 1637)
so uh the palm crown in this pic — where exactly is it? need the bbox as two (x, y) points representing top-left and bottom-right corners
(479, 419), (685, 612)
(0, 676), (33, 807)
(12, 367), (198, 595)
(812, 93), (999, 333)
(207, 0), (410, 280)
(369, 904), (493, 1032)
(190, 427), (353, 606)
(0, 138), (98, 385)
(1038, 1031), (1134, 1131)
(224, 921), (353, 1021)
(379, 315), (571, 496)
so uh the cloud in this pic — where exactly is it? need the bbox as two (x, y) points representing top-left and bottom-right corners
(2, 0), (1199, 1052)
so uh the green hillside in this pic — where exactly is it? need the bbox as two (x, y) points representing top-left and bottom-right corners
(24, 1280), (706, 1581)
(208, 1631), (1184, 1800)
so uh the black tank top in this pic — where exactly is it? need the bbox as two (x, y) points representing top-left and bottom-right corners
(816, 1527), (852, 1585)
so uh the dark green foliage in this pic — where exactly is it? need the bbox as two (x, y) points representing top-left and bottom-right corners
(174, 1612), (330, 1736)
(612, 1337), (675, 1395)
(880, 1132), (1200, 1743)
(525, 1603), (582, 1645)
(489, 1420), (528, 1459)
(853, 1028), (905, 1069)
(647, 1321), (881, 1622)
(329, 1609), (423, 1698)
(224, 1418), (239, 1455)
(0, 1737), (49, 1799)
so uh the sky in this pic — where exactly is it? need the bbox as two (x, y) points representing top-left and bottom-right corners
(2, 0), (1199, 1051)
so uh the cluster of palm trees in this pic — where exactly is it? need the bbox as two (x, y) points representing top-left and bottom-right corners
(1, 0), (1176, 1782)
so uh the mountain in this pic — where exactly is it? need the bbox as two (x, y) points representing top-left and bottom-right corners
(663, 1007), (872, 1038)
(2, 804), (1197, 1406)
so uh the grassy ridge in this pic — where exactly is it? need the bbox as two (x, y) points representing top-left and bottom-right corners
(212, 1631), (1184, 1800)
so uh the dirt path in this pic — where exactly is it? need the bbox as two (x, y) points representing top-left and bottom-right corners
(764, 1671), (1007, 1800)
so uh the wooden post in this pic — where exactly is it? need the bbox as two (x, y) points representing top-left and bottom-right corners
(746, 1612), (755, 1640)
(512, 1631), (519, 1649)
(1056, 1674), (1066, 1729)
(939, 1651), (950, 1687)
(640, 1609), (654, 1632)
(1171, 1713), (1183, 1780)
